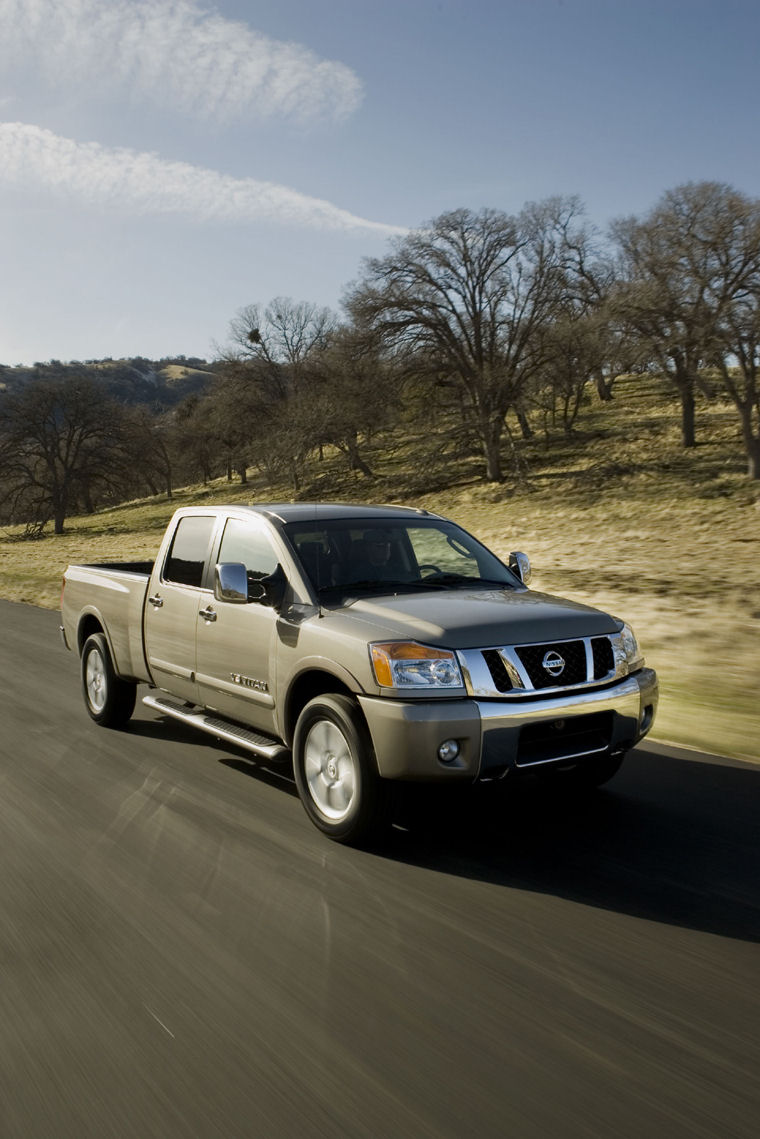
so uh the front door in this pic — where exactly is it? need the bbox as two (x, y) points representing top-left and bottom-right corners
(194, 516), (281, 734)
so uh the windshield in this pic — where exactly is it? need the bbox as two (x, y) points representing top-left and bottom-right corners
(283, 516), (519, 596)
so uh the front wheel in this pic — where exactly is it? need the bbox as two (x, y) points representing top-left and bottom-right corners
(293, 694), (391, 845)
(81, 632), (136, 728)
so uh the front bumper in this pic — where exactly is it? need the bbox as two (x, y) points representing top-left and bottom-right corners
(358, 668), (658, 781)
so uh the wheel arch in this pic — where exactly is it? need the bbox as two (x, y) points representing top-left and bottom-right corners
(283, 668), (359, 748)
(77, 609), (108, 655)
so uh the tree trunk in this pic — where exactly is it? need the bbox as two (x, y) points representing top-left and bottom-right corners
(748, 440), (760, 480)
(738, 404), (760, 479)
(595, 371), (614, 401)
(346, 436), (373, 477)
(679, 382), (696, 448)
(482, 419), (503, 481)
(514, 405), (533, 439)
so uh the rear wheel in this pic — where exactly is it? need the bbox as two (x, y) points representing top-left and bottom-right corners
(293, 694), (391, 845)
(81, 632), (136, 728)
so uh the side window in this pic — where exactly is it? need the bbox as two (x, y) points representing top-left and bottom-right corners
(218, 518), (278, 593)
(163, 516), (215, 587)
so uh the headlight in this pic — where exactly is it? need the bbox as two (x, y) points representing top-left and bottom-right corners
(611, 623), (644, 675)
(370, 642), (463, 689)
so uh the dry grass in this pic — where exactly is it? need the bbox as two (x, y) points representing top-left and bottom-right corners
(2, 375), (758, 762)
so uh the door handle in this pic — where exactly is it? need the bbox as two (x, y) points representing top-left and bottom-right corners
(198, 606), (217, 622)
(148, 594), (164, 608)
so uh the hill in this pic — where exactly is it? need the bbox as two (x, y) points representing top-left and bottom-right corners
(0, 356), (217, 407)
(0, 372), (757, 763)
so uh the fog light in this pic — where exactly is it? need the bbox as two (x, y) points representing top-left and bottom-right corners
(438, 739), (460, 763)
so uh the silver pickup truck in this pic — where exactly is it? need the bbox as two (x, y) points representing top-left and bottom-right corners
(60, 502), (658, 844)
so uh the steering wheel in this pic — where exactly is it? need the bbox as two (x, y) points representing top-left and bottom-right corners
(417, 563), (443, 578)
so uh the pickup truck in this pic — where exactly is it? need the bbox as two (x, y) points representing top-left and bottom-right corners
(60, 502), (658, 844)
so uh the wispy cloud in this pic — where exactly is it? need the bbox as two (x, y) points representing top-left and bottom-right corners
(0, 0), (363, 124)
(0, 122), (405, 235)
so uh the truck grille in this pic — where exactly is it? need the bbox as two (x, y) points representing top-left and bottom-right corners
(463, 634), (619, 699)
(591, 636), (615, 679)
(481, 649), (514, 692)
(515, 640), (587, 689)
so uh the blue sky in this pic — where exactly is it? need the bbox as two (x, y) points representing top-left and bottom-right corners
(1, 0), (759, 365)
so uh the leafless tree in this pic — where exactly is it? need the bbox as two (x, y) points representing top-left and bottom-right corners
(711, 289), (760, 478)
(307, 325), (401, 478)
(0, 371), (128, 533)
(215, 297), (341, 487)
(346, 200), (591, 482)
(610, 182), (760, 454)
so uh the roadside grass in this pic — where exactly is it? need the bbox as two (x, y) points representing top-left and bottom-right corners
(1, 375), (758, 762)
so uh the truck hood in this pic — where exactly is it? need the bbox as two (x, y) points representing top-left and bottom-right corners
(322, 587), (619, 649)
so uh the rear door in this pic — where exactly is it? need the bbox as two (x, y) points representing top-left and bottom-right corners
(144, 514), (217, 704)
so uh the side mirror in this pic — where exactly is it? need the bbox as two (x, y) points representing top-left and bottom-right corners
(508, 551), (532, 585)
(215, 562), (249, 603)
(260, 564), (287, 612)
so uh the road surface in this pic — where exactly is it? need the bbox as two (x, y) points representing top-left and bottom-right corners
(0, 599), (757, 1138)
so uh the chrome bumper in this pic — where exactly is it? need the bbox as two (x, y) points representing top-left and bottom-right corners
(478, 668), (658, 778)
(358, 669), (658, 782)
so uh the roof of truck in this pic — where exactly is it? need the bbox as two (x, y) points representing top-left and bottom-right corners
(241, 502), (441, 524)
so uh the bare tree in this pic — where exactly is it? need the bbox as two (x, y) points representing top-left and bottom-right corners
(610, 182), (760, 450)
(711, 289), (760, 478)
(308, 325), (401, 477)
(229, 297), (337, 396)
(0, 371), (128, 533)
(215, 297), (340, 487)
(347, 201), (590, 482)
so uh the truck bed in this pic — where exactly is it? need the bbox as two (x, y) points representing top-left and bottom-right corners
(61, 561), (155, 683)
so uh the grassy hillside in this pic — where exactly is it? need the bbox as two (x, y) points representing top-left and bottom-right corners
(1, 374), (758, 762)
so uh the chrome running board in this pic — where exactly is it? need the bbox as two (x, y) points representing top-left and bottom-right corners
(142, 694), (290, 762)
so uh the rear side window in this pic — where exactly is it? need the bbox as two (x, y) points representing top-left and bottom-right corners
(163, 516), (215, 587)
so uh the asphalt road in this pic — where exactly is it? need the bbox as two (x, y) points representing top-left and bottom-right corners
(0, 599), (758, 1139)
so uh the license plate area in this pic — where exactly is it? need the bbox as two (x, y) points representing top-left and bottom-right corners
(517, 711), (613, 767)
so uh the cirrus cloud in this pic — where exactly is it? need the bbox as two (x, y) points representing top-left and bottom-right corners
(0, 0), (363, 124)
(0, 121), (405, 235)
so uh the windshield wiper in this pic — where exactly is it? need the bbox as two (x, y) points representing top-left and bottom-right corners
(317, 579), (418, 596)
(413, 573), (514, 589)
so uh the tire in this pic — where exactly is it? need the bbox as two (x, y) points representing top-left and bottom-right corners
(81, 632), (136, 728)
(293, 694), (391, 845)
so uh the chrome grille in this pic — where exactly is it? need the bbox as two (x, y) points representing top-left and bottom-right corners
(591, 636), (615, 679)
(514, 640), (587, 689)
(481, 649), (514, 693)
(459, 634), (621, 699)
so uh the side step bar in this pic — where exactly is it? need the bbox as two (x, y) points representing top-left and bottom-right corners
(142, 694), (290, 762)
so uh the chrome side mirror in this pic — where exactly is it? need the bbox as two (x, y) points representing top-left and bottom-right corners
(508, 551), (532, 585)
(215, 562), (249, 603)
